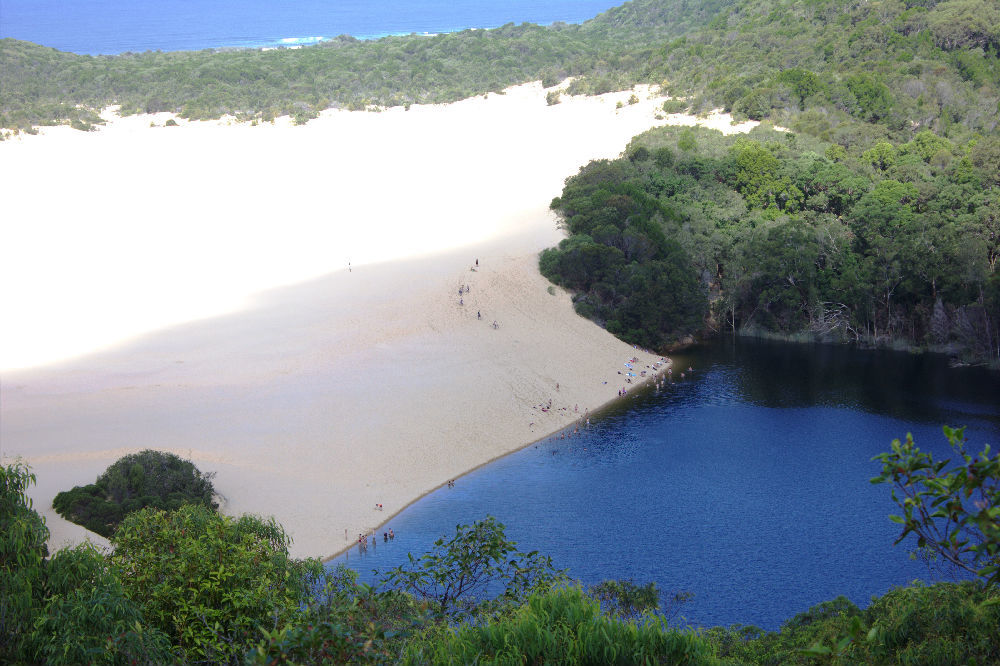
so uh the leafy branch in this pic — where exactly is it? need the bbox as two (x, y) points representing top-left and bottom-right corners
(871, 426), (1000, 587)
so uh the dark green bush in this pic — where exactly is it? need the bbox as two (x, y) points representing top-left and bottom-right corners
(53, 450), (216, 537)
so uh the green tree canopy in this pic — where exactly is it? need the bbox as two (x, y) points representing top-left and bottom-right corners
(53, 449), (217, 537)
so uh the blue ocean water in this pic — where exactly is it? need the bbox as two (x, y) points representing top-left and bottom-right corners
(332, 340), (1000, 630)
(0, 0), (620, 55)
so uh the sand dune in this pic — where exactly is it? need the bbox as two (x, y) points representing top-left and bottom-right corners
(1, 83), (757, 558)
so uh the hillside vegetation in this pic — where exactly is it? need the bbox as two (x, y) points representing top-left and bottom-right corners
(3, 0), (996, 138)
(544, 123), (999, 360)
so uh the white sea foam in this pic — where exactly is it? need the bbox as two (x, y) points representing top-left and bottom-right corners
(279, 36), (325, 45)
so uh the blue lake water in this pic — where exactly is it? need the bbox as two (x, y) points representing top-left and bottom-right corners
(331, 339), (1000, 630)
(0, 0), (620, 54)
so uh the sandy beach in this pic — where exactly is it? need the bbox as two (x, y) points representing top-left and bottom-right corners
(1, 82), (762, 559)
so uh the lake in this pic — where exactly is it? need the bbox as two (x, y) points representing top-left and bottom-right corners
(331, 339), (1000, 630)
(0, 0), (620, 55)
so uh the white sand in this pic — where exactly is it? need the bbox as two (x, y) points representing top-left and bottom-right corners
(1, 83), (758, 559)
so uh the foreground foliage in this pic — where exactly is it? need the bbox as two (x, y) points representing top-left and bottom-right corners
(53, 449), (217, 537)
(1, 461), (48, 661)
(2, 462), (170, 665)
(379, 516), (566, 619)
(247, 567), (424, 665)
(3, 427), (999, 664)
(402, 586), (719, 665)
(30, 543), (173, 665)
(112, 504), (320, 665)
(872, 425), (1000, 587)
(710, 581), (1000, 665)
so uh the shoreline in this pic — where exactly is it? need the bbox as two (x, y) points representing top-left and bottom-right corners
(1, 81), (766, 560)
(321, 360), (669, 563)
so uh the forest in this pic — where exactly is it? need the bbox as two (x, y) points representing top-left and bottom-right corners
(542, 123), (999, 361)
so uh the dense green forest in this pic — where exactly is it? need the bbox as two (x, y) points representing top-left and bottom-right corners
(3, 428), (999, 664)
(542, 123), (999, 360)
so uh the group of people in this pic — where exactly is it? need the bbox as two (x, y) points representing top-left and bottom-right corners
(355, 527), (395, 553)
(457, 260), (501, 329)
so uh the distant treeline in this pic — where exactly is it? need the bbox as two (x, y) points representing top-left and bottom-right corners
(1, 0), (997, 139)
(544, 124), (999, 362)
(0, 8), (676, 131)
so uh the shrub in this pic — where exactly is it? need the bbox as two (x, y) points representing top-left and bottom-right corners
(379, 516), (565, 619)
(402, 586), (718, 665)
(1, 461), (48, 661)
(53, 449), (216, 537)
(30, 543), (172, 665)
(112, 504), (321, 665)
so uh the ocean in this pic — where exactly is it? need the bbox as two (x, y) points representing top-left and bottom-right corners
(0, 0), (621, 55)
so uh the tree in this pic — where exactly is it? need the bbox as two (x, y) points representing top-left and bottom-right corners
(775, 68), (822, 110)
(871, 426), (1000, 587)
(30, 543), (172, 665)
(53, 449), (217, 537)
(379, 516), (565, 618)
(111, 504), (322, 665)
(248, 566), (421, 665)
(0, 461), (48, 662)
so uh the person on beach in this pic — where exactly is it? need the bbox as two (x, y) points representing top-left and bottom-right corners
(477, 310), (481, 320)
(475, 258), (479, 267)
